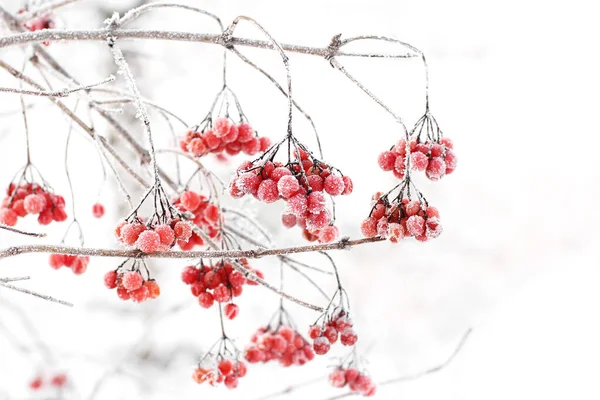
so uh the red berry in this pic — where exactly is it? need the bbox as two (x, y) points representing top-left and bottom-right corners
(224, 303), (239, 320)
(145, 280), (161, 298)
(24, 194), (46, 214)
(219, 359), (234, 375)
(120, 223), (146, 246)
(319, 225), (339, 243)
(122, 271), (144, 291)
(287, 194), (307, 216)
(187, 138), (207, 156)
(29, 376), (43, 390)
(425, 157), (446, 181)
(329, 370), (347, 388)
(259, 137), (272, 152)
(136, 230), (161, 253)
(324, 326), (338, 344)
(213, 284), (232, 303)
(406, 215), (426, 237)
(223, 124), (239, 143)
(131, 285), (150, 303)
(441, 137), (454, 149)
(181, 266), (198, 284)
(270, 167), (292, 182)
(281, 213), (297, 229)
(378, 151), (397, 171)
(180, 191), (202, 212)
(104, 270), (118, 289)
(204, 204), (220, 224)
(50, 373), (67, 388)
(241, 137), (260, 155)
(237, 123), (254, 143)
(411, 152), (429, 171)
(52, 207), (68, 222)
(71, 257), (88, 275)
(49, 253), (65, 269)
(277, 175), (300, 199)
(236, 173), (261, 195)
(307, 191), (326, 214)
(340, 328), (358, 346)
(445, 149), (457, 174)
(341, 176), (353, 195)
(92, 203), (105, 218)
(308, 325), (321, 339)
(313, 337), (330, 355)
(345, 368), (360, 383)
(198, 292), (214, 308)
(257, 179), (279, 203)
(117, 287), (131, 300)
(174, 221), (193, 241)
(0, 208), (17, 226)
(360, 218), (378, 238)
(245, 348), (264, 363)
(214, 117), (232, 138)
(323, 175), (345, 196)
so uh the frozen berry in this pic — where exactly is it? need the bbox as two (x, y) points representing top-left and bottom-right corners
(104, 270), (118, 289)
(122, 271), (144, 291)
(92, 203), (105, 218)
(136, 230), (161, 253)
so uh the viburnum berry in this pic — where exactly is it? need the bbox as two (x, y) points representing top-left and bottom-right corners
(24, 194), (46, 214)
(29, 376), (43, 391)
(92, 203), (105, 218)
(198, 292), (215, 308)
(48, 254), (89, 274)
(173, 221), (193, 241)
(329, 366), (376, 397)
(224, 303), (239, 320)
(50, 373), (67, 388)
(104, 270), (118, 289)
(136, 230), (161, 253)
(313, 337), (331, 355)
(122, 271), (144, 291)
(1, 181), (66, 226)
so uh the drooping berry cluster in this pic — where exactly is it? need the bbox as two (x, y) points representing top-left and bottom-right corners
(48, 254), (89, 275)
(171, 190), (221, 250)
(0, 183), (66, 227)
(182, 86), (271, 160)
(245, 308), (315, 366)
(230, 142), (352, 243)
(181, 118), (271, 158)
(103, 261), (160, 303)
(309, 308), (358, 356)
(361, 189), (442, 242)
(329, 367), (376, 397)
(378, 137), (456, 181)
(29, 373), (68, 391)
(180, 259), (261, 316)
(192, 357), (248, 389)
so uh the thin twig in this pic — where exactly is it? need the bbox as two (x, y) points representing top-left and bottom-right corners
(0, 276), (31, 283)
(0, 281), (73, 307)
(0, 223), (46, 237)
(0, 75), (115, 97)
(16, 0), (80, 22)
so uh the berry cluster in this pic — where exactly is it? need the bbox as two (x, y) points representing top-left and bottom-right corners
(230, 145), (352, 243)
(180, 259), (261, 316)
(245, 323), (315, 367)
(115, 218), (192, 253)
(378, 137), (456, 181)
(361, 192), (442, 242)
(48, 254), (89, 275)
(0, 183), (66, 226)
(171, 190), (221, 250)
(181, 118), (271, 158)
(309, 308), (358, 356)
(104, 266), (160, 303)
(29, 373), (68, 391)
(192, 358), (247, 389)
(329, 368), (376, 397)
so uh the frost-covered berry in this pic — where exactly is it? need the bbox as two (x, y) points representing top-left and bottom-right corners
(237, 123), (254, 143)
(174, 221), (193, 241)
(104, 270), (118, 289)
(154, 224), (175, 246)
(131, 285), (150, 303)
(92, 203), (105, 218)
(319, 225), (339, 243)
(307, 191), (326, 214)
(24, 194), (46, 214)
(120, 223), (146, 246)
(213, 284), (232, 303)
(198, 292), (214, 308)
(406, 215), (426, 237)
(122, 271), (144, 291)
(360, 218), (378, 238)
(340, 328), (358, 346)
(49, 254), (65, 269)
(145, 280), (161, 299)
(287, 194), (308, 216)
(214, 117), (232, 138)
(313, 337), (331, 355)
(180, 191), (202, 212)
(378, 151), (397, 171)
(236, 173), (261, 196)
(50, 373), (67, 388)
(308, 325), (321, 339)
(341, 176), (353, 195)
(181, 266), (198, 284)
(136, 230), (161, 253)
(224, 303), (239, 320)
(0, 208), (17, 226)
(281, 213), (297, 229)
(329, 370), (347, 388)
(257, 179), (279, 203)
(277, 175), (300, 199)
(425, 157), (446, 181)
(324, 175), (345, 196)
(411, 151), (429, 171)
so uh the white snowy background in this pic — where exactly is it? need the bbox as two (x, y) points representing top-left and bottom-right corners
(1, 0), (599, 399)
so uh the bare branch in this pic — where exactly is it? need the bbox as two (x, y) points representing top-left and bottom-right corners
(0, 75), (115, 97)
(0, 280), (73, 307)
(0, 276), (30, 283)
(16, 0), (80, 22)
(0, 28), (418, 59)
(0, 223), (46, 237)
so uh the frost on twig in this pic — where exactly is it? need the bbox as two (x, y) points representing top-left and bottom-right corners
(0, 223), (46, 237)
(0, 279), (73, 307)
(0, 75), (115, 97)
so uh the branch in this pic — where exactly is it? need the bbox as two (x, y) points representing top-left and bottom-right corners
(0, 28), (418, 59)
(0, 280), (73, 307)
(16, 0), (80, 22)
(0, 75), (115, 97)
(0, 237), (384, 261)
(0, 223), (46, 237)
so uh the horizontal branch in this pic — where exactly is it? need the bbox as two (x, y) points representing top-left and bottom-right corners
(0, 237), (384, 261)
(0, 280), (73, 307)
(0, 28), (417, 59)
